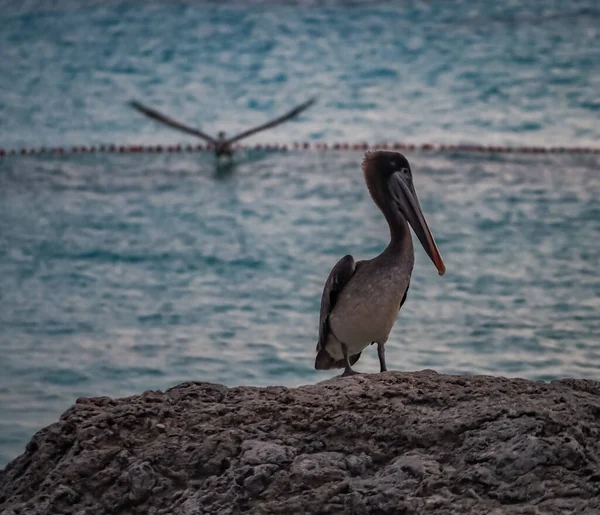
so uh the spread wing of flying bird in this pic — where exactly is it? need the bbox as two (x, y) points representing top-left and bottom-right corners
(129, 101), (217, 144)
(225, 97), (316, 145)
(129, 97), (316, 148)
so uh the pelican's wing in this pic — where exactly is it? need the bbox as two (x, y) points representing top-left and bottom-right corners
(129, 101), (217, 144)
(316, 255), (357, 353)
(225, 97), (316, 145)
(399, 282), (410, 312)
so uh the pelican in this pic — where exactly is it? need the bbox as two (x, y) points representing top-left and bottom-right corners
(315, 150), (446, 376)
(129, 98), (316, 157)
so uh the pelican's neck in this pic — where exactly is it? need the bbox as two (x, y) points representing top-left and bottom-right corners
(380, 200), (411, 257)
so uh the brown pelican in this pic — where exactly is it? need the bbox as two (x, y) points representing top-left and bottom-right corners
(315, 150), (446, 376)
(129, 98), (316, 157)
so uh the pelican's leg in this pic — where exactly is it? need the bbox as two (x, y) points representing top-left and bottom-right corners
(341, 342), (359, 377)
(377, 342), (387, 372)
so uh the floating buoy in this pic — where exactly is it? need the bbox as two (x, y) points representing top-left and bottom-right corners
(0, 141), (597, 158)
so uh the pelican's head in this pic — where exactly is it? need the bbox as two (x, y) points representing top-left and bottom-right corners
(363, 150), (445, 275)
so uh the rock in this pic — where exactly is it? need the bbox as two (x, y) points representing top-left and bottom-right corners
(290, 451), (349, 486)
(127, 461), (157, 503)
(243, 464), (279, 495)
(241, 440), (296, 466)
(1, 371), (600, 514)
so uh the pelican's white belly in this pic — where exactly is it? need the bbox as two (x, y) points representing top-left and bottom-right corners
(324, 259), (412, 360)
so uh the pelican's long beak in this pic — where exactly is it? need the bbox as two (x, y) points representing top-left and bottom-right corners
(389, 172), (446, 275)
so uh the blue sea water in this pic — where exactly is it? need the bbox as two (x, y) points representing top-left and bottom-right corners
(0, 0), (599, 466)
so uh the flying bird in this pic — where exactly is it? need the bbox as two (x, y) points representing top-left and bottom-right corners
(129, 98), (316, 157)
(315, 150), (446, 376)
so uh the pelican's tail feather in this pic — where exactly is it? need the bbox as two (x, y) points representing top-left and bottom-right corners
(315, 350), (361, 370)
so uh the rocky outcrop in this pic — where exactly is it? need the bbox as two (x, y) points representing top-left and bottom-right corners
(1, 370), (600, 514)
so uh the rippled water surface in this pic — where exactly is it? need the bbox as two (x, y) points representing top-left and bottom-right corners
(1, 0), (599, 466)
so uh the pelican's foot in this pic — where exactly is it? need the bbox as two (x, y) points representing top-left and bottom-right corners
(377, 342), (387, 374)
(341, 368), (361, 377)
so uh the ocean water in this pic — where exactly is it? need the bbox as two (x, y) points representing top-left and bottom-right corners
(0, 0), (599, 466)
